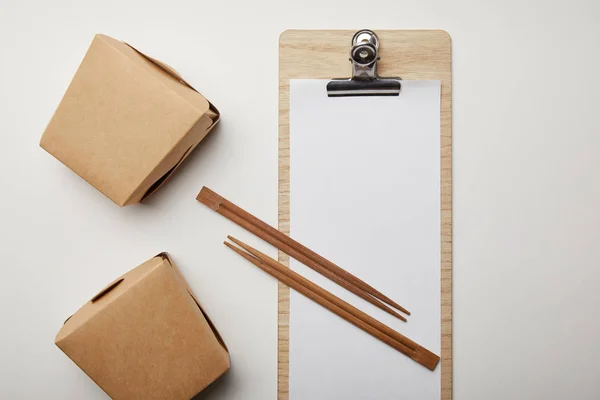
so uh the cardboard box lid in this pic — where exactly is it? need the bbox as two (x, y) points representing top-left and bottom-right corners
(55, 253), (229, 399)
(41, 34), (218, 206)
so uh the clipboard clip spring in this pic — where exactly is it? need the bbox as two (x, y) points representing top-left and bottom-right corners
(327, 30), (401, 97)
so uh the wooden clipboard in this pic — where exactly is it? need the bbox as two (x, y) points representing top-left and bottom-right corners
(278, 30), (452, 400)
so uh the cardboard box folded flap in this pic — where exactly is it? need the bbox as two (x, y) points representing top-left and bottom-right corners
(56, 253), (229, 400)
(40, 34), (220, 206)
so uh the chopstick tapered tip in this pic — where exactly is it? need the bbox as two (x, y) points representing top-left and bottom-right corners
(388, 309), (407, 322)
(384, 300), (410, 316)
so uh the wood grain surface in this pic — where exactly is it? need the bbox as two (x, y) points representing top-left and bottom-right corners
(278, 30), (452, 400)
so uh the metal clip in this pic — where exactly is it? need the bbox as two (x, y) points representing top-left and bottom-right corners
(327, 29), (401, 97)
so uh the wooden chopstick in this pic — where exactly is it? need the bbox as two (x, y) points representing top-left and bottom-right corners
(218, 205), (406, 322)
(224, 236), (439, 371)
(228, 237), (414, 351)
(197, 186), (410, 319)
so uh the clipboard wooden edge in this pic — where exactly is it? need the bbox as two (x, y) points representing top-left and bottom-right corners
(278, 29), (452, 400)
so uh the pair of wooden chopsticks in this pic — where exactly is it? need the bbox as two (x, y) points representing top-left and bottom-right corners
(197, 186), (410, 322)
(224, 236), (439, 371)
(197, 186), (439, 370)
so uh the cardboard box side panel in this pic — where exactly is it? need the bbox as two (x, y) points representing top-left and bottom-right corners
(57, 258), (230, 399)
(40, 35), (200, 206)
(161, 253), (229, 353)
(170, 259), (232, 390)
(97, 34), (210, 115)
(126, 114), (214, 204)
(191, 292), (230, 355)
(55, 256), (164, 342)
(39, 35), (96, 147)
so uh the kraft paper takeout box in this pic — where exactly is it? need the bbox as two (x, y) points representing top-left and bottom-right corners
(55, 253), (230, 399)
(40, 34), (219, 206)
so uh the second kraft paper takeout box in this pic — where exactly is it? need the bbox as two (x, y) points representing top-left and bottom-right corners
(55, 253), (230, 399)
(40, 34), (219, 206)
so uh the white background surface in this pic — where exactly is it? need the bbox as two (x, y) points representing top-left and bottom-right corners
(289, 80), (441, 399)
(0, 0), (599, 399)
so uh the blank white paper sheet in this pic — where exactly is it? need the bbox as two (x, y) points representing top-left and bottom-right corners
(289, 79), (441, 400)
